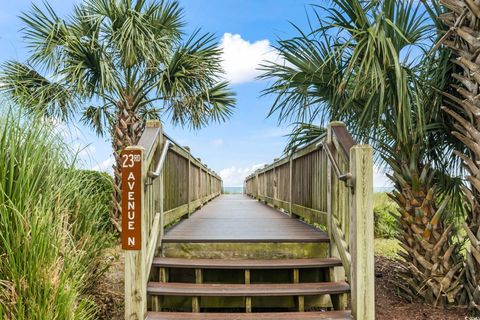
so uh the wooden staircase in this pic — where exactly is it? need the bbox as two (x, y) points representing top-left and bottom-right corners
(123, 121), (374, 320)
(146, 253), (351, 319)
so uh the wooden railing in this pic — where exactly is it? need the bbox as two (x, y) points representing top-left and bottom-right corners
(244, 122), (374, 320)
(124, 120), (222, 320)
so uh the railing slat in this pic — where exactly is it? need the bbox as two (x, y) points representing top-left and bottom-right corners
(244, 121), (374, 320)
(124, 120), (222, 320)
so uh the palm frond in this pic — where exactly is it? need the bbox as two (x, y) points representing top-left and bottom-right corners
(284, 123), (326, 154)
(0, 61), (76, 120)
(169, 81), (235, 129)
(81, 104), (113, 136)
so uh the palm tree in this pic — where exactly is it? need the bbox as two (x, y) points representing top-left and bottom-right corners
(0, 0), (236, 228)
(261, 0), (465, 306)
(436, 0), (480, 313)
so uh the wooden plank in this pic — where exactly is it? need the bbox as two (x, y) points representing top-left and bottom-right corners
(147, 281), (350, 297)
(332, 125), (355, 158)
(162, 195), (329, 243)
(187, 157), (191, 217)
(161, 242), (328, 259)
(293, 269), (304, 312)
(192, 268), (202, 312)
(256, 195), (328, 225)
(163, 204), (189, 226)
(350, 145), (374, 320)
(145, 212), (161, 279)
(245, 269), (251, 313)
(245, 135), (325, 178)
(152, 257), (342, 269)
(137, 121), (162, 168)
(326, 122), (348, 290)
(152, 267), (168, 311)
(291, 204), (328, 226)
(289, 158), (293, 215)
(146, 311), (352, 320)
(330, 217), (351, 278)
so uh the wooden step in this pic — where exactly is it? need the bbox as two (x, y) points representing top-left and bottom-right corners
(152, 257), (342, 269)
(161, 242), (329, 259)
(146, 311), (351, 320)
(147, 281), (350, 297)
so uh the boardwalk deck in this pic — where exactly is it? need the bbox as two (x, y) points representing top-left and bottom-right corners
(163, 194), (329, 243)
(125, 121), (373, 320)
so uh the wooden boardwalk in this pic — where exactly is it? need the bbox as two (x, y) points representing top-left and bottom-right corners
(163, 194), (329, 243)
(124, 121), (374, 320)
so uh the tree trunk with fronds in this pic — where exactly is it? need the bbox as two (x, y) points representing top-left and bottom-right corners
(439, 0), (480, 313)
(111, 98), (144, 231)
(386, 146), (465, 306)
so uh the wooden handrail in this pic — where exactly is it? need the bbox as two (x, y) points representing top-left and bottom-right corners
(124, 120), (222, 320)
(244, 121), (374, 320)
(331, 125), (355, 157)
(148, 140), (171, 178)
(322, 141), (352, 183)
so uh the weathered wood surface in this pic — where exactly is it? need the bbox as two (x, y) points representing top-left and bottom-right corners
(146, 311), (352, 320)
(147, 281), (350, 296)
(244, 121), (374, 320)
(245, 140), (328, 225)
(163, 195), (329, 243)
(350, 145), (374, 320)
(125, 120), (222, 320)
(152, 257), (342, 269)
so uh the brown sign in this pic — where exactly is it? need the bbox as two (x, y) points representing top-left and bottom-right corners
(121, 149), (142, 250)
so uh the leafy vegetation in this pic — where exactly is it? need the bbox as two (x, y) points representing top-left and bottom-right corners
(436, 0), (480, 314)
(374, 239), (401, 260)
(373, 193), (398, 239)
(261, 0), (465, 306)
(0, 105), (114, 319)
(0, 0), (236, 227)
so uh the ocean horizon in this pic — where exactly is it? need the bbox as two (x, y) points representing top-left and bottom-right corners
(222, 186), (393, 194)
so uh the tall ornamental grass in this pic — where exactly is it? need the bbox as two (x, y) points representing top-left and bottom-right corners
(0, 107), (113, 319)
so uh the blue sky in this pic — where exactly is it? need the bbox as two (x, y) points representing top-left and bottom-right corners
(0, 0), (390, 187)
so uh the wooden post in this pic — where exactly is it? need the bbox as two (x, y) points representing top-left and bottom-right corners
(293, 269), (304, 312)
(185, 147), (191, 217)
(245, 269), (251, 313)
(326, 122), (346, 290)
(124, 146), (147, 320)
(152, 124), (165, 312)
(192, 268), (202, 312)
(158, 129), (165, 242)
(350, 145), (374, 320)
(273, 166), (278, 202)
(326, 122), (343, 244)
(289, 158), (293, 216)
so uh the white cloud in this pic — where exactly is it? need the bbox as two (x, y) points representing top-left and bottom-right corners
(373, 165), (393, 190)
(219, 163), (266, 187)
(220, 33), (279, 84)
(92, 157), (115, 173)
(212, 138), (224, 146)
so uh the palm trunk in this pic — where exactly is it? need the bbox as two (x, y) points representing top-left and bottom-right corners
(386, 146), (464, 306)
(440, 0), (480, 313)
(111, 99), (144, 231)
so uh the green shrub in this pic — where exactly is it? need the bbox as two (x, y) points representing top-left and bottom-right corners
(373, 192), (398, 239)
(0, 108), (114, 319)
(75, 170), (114, 233)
